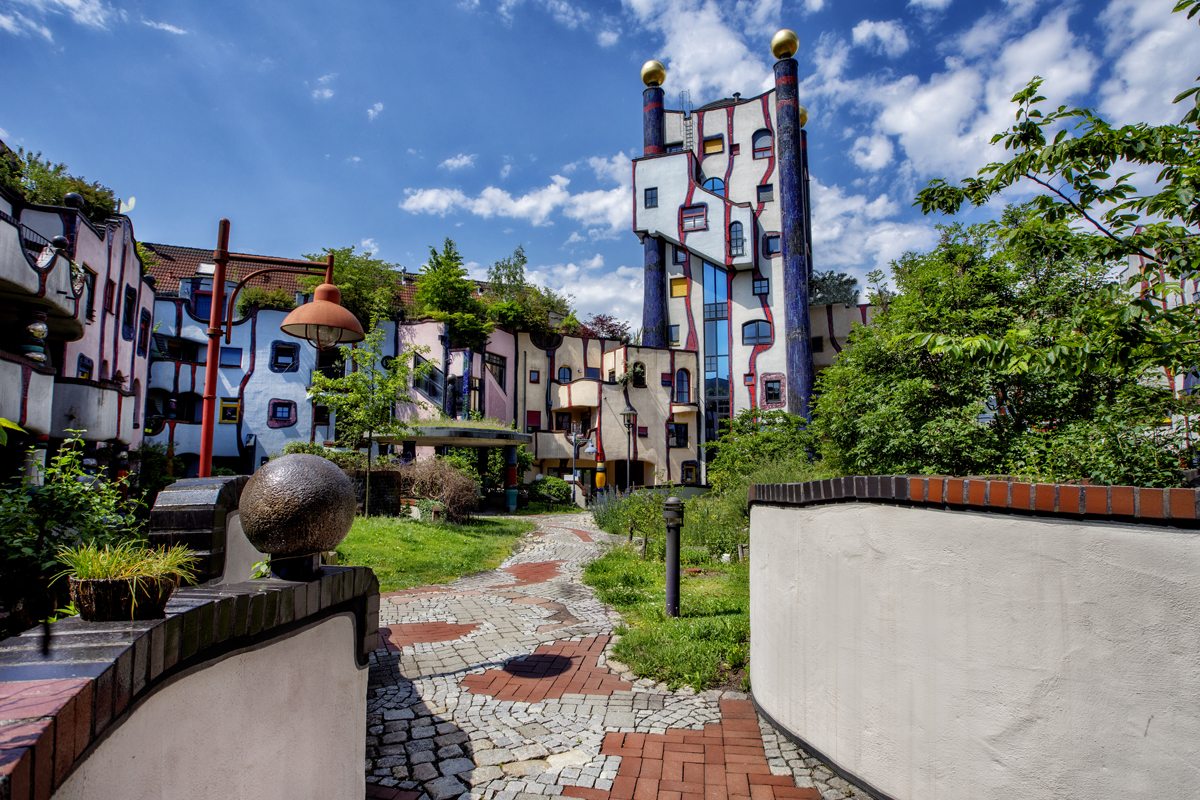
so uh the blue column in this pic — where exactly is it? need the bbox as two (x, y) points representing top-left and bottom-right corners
(504, 445), (518, 513)
(641, 236), (668, 348)
(774, 57), (814, 420)
(643, 86), (665, 155)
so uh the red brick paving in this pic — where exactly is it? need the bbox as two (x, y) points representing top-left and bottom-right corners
(380, 622), (479, 652)
(568, 528), (594, 542)
(562, 700), (820, 800)
(496, 560), (563, 587)
(461, 636), (631, 702)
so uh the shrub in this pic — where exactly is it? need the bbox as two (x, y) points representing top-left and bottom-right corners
(528, 475), (572, 506)
(394, 458), (478, 522)
(278, 441), (366, 471)
(236, 286), (297, 315)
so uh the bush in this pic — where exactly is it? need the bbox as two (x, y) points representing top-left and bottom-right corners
(236, 286), (297, 315)
(528, 475), (572, 506)
(394, 458), (478, 522)
(278, 441), (366, 471)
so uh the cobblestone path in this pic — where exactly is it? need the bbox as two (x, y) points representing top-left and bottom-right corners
(365, 514), (871, 800)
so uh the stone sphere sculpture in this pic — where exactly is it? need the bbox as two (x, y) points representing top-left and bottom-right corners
(240, 454), (356, 556)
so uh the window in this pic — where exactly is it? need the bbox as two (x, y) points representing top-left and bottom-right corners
(270, 341), (300, 372)
(730, 143), (740, 156)
(702, 177), (725, 198)
(313, 405), (330, 426)
(644, 187), (658, 208)
(557, 365), (572, 383)
(661, 372), (674, 387)
(83, 269), (97, 319)
(681, 461), (699, 485)
(744, 373), (756, 386)
(757, 183), (774, 203)
(742, 320), (772, 345)
(484, 352), (506, 386)
(632, 362), (647, 388)
(752, 129), (773, 159)
(666, 142), (684, 153)
(764, 379), (782, 404)
(414, 353), (445, 403)
(703, 135), (724, 155)
(219, 397), (240, 424)
(158, 336), (202, 363)
(668, 422), (688, 448)
(764, 234), (781, 256)
(607, 370), (616, 383)
(268, 399), (297, 429)
(192, 291), (212, 320)
(637, 426), (649, 438)
(811, 336), (825, 353)
(555, 412), (571, 431)
(674, 369), (691, 403)
(669, 325), (680, 347)
(121, 286), (137, 340)
(670, 277), (688, 298)
(681, 205), (707, 231)
(751, 278), (770, 297)
(219, 347), (242, 368)
(529, 369), (540, 384)
(104, 279), (116, 313)
(585, 366), (601, 380)
(526, 410), (542, 432)
(77, 354), (94, 380)
(316, 347), (343, 379)
(729, 222), (745, 257)
(137, 310), (151, 356)
(673, 247), (688, 265)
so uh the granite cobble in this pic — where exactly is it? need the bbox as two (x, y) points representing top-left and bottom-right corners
(365, 513), (872, 800)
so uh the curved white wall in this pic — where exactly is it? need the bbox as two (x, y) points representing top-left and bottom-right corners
(750, 502), (1200, 800)
(55, 613), (367, 800)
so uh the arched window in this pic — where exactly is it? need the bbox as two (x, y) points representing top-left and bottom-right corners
(729, 221), (745, 257)
(702, 177), (725, 198)
(752, 129), (773, 159)
(674, 369), (690, 403)
(632, 362), (647, 388)
(742, 320), (772, 345)
(557, 365), (572, 383)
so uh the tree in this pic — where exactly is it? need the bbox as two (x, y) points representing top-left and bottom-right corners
(236, 286), (296, 315)
(308, 323), (423, 514)
(483, 245), (571, 335)
(813, 213), (1186, 485)
(808, 270), (859, 306)
(0, 147), (117, 223)
(301, 246), (403, 327)
(415, 238), (493, 350)
(575, 313), (631, 341)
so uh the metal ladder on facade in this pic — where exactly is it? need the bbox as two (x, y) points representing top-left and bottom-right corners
(680, 90), (694, 152)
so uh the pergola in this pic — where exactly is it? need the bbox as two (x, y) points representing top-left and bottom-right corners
(373, 425), (532, 512)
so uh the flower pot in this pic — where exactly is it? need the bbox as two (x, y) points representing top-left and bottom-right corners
(69, 576), (179, 621)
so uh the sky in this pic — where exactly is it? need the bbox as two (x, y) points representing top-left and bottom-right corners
(1, 0), (1197, 325)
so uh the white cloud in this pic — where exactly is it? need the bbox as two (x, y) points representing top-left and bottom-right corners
(367, 101), (384, 121)
(347, 155), (362, 164)
(0, 9), (54, 39)
(908, 0), (951, 10)
(810, 178), (938, 274)
(850, 133), (895, 171)
(801, 0), (824, 11)
(10, 0), (112, 29)
(597, 28), (619, 47)
(529, 262), (644, 325)
(500, 160), (513, 179)
(852, 19), (910, 57)
(311, 73), (336, 101)
(499, 0), (590, 28)
(360, 238), (379, 255)
(141, 18), (186, 34)
(1098, 0), (1200, 125)
(439, 152), (477, 171)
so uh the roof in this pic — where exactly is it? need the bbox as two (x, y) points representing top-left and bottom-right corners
(142, 242), (419, 308)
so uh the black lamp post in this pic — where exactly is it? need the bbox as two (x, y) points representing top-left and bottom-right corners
(620, 400), (637, 492)
(566, 421), (587, 505)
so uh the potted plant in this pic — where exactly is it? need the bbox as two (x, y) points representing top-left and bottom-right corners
(55, 541), (199, 621)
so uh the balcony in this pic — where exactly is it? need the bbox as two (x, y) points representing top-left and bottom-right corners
(0, 355), (55, 435)
(50, 379), (123, 442)
(552, 379), (600, 410)
(0, 211), (83, 339)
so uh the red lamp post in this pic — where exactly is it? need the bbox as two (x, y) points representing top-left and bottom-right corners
(197, 218), (364, 477)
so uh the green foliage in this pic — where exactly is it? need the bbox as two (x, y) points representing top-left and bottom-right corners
(279, 440), (366, 471)
(583, 546), (750, 690)
(335, 515), (531, 591)
(809, 269), (859, 305)
(301, 246), (404, 327)
(484, 245), (572, 335)
(705, 410), (816, 495)
(444, 443), (533, 489)
(0, 418), (24, 447)
(136, 243), (159, 271)
(0, 147), (117, 223)
(415, 238), (493, 350)
(55, 541), (197, 583)
(529, 475), (572, 505)
(236, 286), (296, 315)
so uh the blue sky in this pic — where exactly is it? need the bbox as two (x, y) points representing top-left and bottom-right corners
(1, 0), (1197, 323)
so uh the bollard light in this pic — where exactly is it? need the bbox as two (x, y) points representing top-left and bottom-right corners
(663, 496), (683, 617)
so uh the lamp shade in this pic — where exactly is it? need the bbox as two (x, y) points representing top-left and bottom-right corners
(279, 283), (365, 350)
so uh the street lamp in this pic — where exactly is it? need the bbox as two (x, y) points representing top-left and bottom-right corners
(620, 399), (637, 492)
(198, 218), (364, 478)
(566, 421), (588, 505)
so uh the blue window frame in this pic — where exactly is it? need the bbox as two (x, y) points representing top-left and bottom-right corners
(669, 324), (680, 346)
(644, 187), (658, 208)
(77, 354), (94, 380)
(219, 347), (242, 368)
(270, 341), (300, 372)
(557, 365), (572, 383)
(121, 286), (137, 340)
(752, 129), (773, 159)
(137, 309), (152, 356)
(585, 366), (601, 380)
(674, 369), (690, 403)
(729, 221), (744, 257)
(764, 234), (782, 256)
(753, 277), (770, 296)
(742, 320), (772, 345)
(757, 183), (774, 203)
(702, 177), (725, 198)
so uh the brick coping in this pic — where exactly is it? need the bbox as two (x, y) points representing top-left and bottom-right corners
(0, 566), (379, 800)
(749, 476), (1200, 529)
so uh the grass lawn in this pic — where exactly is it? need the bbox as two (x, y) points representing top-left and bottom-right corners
(583, 545), (749, 691)
(335, 515), (533, 592)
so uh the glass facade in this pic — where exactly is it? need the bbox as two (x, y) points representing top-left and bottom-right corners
(702, 260), (730, 448)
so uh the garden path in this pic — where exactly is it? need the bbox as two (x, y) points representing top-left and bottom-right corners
(365, 513), (870, 800)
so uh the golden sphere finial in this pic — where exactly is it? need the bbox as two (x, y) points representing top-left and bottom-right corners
(641, 59), (667, 88)
(771, 28), (799, 60)
(798, 105), (809, 128)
